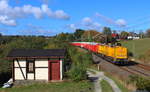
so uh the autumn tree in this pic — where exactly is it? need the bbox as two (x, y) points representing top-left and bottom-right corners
(146, 29), (150, 38)
(81, 30), (100, 41)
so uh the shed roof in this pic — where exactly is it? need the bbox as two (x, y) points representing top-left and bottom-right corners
(7, 49), (66, 59)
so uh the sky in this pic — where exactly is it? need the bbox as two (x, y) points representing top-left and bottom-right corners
(0, 0), (150, 36)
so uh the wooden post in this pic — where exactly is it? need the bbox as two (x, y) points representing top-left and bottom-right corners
(97, 64), (100, 70)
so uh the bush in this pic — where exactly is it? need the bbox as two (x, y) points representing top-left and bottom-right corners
(67, 47), (92, 81)
(67, 64), (87, 81)
(129, 75), (150, 91)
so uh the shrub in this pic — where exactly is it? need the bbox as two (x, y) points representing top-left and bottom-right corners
(67, 64), (87, 81)
(67, 48), (92, 81)
(129, 75), (150, 91)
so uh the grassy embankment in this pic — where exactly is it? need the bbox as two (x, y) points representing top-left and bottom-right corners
(121, 38), (150, 63)
(101, 80), (113, 92)
(0, 81), (93, 92)
(105, 73), (132, 92)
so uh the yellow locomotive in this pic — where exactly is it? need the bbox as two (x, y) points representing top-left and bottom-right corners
(98, 44), (128, 64)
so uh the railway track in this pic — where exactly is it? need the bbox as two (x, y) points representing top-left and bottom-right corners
(78, 47), (150, 78)
(94, 53), (150, 78)
(120, 66), (150, 77)
(137, 64), (150, 71)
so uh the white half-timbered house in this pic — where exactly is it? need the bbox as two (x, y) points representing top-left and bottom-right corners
(7, 49), (66, 82)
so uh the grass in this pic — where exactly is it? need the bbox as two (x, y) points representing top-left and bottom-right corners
(105, 73), (131, 92)
(0, 81), (94, 92)
(121, 38), (150, 59)
(88, 69), (96, 74)
(101, 80), (113, 92)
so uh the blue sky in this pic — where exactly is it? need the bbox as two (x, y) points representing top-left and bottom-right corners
(0, 0), (150, 36)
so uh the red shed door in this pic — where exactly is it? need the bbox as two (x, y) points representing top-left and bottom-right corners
(49, 60), (60, 80)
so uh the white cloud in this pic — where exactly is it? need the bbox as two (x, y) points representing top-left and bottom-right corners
(32, 7), (43, 19)
(66, 16), (102, 31)
(82, 17), (101, 29)
(0, 0), (70, 26)
(67, 24), (76, 30)
(82, 17), (93, 24)
(67, 17), (102, 31)
(54, 10), (70, 20)
(0, 15), (16, 26)
(115, 19), (126, 27)
(95, 12), (127, 27)
(41, 4), (70, 20)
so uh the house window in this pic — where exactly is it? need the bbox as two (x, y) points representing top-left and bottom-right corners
(27, 60), (34, 73)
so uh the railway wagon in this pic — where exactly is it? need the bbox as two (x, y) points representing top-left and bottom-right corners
(71, 42), (88, 47)
(86, 43), (99, 53)
(81, 42), (91, 48)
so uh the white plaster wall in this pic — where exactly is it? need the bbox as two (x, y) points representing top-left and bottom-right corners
(27, 74), (34, 80)
(35, 68), (48, 80)
(34, 59), (48, 80)
(14, 60), (26, 67)
(35, 59), (48, 67)
(15, 68), (26, 80)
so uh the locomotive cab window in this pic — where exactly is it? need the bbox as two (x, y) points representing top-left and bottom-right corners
(27, 59), (35, 73)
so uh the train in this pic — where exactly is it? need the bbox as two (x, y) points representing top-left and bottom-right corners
(71, 42), (128, 64)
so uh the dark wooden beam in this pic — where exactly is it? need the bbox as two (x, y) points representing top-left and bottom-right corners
(16, 58), (26, 80)
(26, 58), (28, 80)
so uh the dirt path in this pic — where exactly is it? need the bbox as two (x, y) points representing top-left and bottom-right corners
(87, 71), (102, 92)
(87, 69), (122, 92)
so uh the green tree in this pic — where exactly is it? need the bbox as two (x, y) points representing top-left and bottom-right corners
(56, 32), (67, 41)
(102, 27), (112, 43)
(74, 29), (85, 40)
(139, 31), (145, 38)
(102, 27), (112, 35)
(120, 31), (129, 39)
